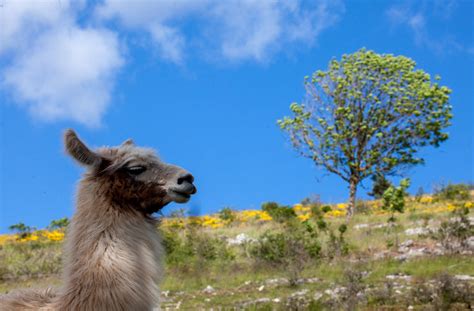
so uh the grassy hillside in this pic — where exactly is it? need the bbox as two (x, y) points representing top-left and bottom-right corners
(1, 186), (473, 310)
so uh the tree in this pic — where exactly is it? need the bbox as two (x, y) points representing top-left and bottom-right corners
(9, 222), (35, 239)
(382, 178), (410, 223)
(368, 173), (392, 199)
(278, 49), (452, 218)
(48, 217), (70, 230)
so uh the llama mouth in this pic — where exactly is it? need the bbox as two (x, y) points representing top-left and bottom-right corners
(169, 189), (192, 203)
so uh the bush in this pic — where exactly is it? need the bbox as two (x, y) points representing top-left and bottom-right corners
(326, 224), (349, 259)
(250, 222), (321, 285)
(382, 178), (410, 222)
(261, 202), (296, 223)
(8, 222), (36, 240)
(161, 227), (234, 265)
(186, 230), (234, 262)
(368, 174), (392, 199)
(430, 207), (473, 253)
(434, 183), (471, 201)
(218, 207), (236, 223)
(48, 218), (70, 230)
(410, 274), (474, 308)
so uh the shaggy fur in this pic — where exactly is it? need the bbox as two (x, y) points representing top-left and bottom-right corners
(0, 130), (196, 311)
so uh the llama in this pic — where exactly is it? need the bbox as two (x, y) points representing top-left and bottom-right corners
(0, 129), (196, 310)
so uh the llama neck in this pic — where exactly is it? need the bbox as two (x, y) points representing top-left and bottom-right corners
(57, 180), (163, 310)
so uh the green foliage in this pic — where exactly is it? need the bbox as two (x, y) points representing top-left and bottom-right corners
(218, 207), (236, 223)
(368, 174), (392, 199)
(48, 218), (70, 230)
(434, 183), (471, 201)
(161, 227), (234, 265)
(430, 207), (474, 254)
(382, 178), (410, 222)
(8, 222), (35, 239)
(321, 205), (332, 213)
(410, 274), (474, 308)
(278, 48), (452, 216)
(326, 224), (350, 259)
(250, 221), (321, 285)
(261, 201), (296, 223)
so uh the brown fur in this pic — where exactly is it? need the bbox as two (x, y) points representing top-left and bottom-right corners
(1, 129), (196, 311)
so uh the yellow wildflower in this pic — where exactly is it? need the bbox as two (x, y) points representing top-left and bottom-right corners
(18, 234), (39, 242)
(297, 214), (310, 222)
(293, 203), (304, 211)
(45, 230), (65, 241)
(419, 196), (433, 204)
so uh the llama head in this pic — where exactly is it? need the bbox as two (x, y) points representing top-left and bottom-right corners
(64, 129), (196, 214)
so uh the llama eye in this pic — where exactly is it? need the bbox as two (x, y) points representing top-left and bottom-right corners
(126, 166), (146, 175)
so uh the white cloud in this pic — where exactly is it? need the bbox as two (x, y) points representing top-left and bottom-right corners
(386, 3), (471, 55)
(95, 0), (205, 64)
(1, 0), (124, 127)
(3, 28), (123, 127)
(1, 0), (344, 127)
(96, 0), (344, 63)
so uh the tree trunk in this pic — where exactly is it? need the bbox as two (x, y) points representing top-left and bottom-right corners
(347, 179), (358, 220)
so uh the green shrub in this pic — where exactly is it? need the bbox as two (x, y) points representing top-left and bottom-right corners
(261, 202), (296, 223)
(382, 178), (410, 223)
(48, 218), (70, 230)
(430, 207), (473, 253)
(326, 224), (349, 259)
(250, 221), (321, 284)
(161, 227), (234, 265)
(434, 183), (471, 201)
(218, 207), (236, 223)
(8, 222), (36, 240)
(368, 174), (392, 199)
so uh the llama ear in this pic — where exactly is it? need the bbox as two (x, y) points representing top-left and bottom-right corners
(64, 129), (102, 167)
(121, 139), (135, 146)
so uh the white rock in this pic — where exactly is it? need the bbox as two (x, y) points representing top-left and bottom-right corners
(291, 289), (309, 297)
(258, 285), (265, 292)
(400, 239), (414, 247)
(466, 236), (474, 250)
(405, 227), (428, 235)
(354, 223), (369, 229)
(254, 298), (271, 303)
(227, 233), (256, 245)
(313, 292), (323, 300)
(273, 298), (281, 303)
(324, 289), (333, 296)
(386, 274), (412, 281)
(203, 285), (215, 293)
(454, 275), (474, 281)
(396, 248), (427, 260)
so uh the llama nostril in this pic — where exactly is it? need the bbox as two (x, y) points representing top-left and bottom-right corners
(177, 173), (194, 185)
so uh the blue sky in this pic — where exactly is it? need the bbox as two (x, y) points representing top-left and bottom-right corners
(0, 0), (473, 232)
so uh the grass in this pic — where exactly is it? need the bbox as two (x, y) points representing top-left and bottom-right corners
(1, 192), (473, 309)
